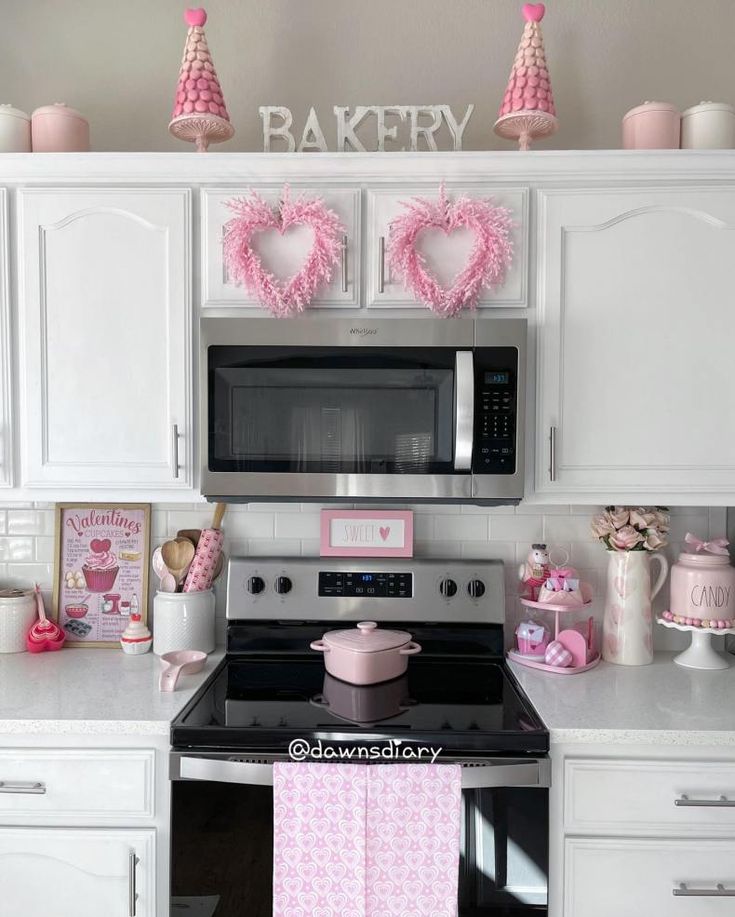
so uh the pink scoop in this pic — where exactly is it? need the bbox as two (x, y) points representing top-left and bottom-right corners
(26, 585), (65, 653)
(159, 650), (207, 692)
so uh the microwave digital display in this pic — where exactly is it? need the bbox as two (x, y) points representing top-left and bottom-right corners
(484, 371), (510, 385)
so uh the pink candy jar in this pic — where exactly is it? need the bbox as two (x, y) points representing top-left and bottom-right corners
(670, 536), (735, 624)
(622, 101), (680, 149)
(31, 103), (90, 152)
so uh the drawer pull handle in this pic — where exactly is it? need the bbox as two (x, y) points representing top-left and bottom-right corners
(0, 781), (46, 795)
(129, 852), (139, 917)
(675, 794), (735, 807)
(673, 882), (735, 897)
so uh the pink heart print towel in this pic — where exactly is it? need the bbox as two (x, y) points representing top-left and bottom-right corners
(273, 761), (462, 917)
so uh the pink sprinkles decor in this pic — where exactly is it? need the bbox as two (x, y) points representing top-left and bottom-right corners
(387, 185), (514, 317)
(223, 186), (345, 317)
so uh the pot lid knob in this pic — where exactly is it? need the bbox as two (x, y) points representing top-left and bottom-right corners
(357, 621), (378, 634)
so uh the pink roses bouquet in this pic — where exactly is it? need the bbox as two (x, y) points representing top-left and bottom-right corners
(591, 506), (669, 552)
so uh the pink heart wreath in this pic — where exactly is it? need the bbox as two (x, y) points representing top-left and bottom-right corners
(387, 184), (514, 317)
(223, 186), (345, 317)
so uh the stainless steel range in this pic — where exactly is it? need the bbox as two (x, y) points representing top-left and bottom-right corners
(170, 557), (549, 916)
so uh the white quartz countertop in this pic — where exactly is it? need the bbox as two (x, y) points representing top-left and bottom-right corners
(0, 648), (224, 735)
(509, 652), (735, 746)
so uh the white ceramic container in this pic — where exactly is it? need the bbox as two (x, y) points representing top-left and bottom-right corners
(152, 589), (215, 656)
(681, 101), (735, 149)
(0, 590), (37, 653)
(31, 103), (90, 152)
(310, 620), (422, 686)
(0, 104), (31, 152)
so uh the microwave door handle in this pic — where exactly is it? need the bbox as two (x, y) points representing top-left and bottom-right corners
(454, 351), (474, 471)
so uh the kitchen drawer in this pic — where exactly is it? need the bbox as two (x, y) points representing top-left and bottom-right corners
(564, 757), (735, 836)
(564, 837), (735, 917)
(201, 185), (361, 308)
(0, 748), (154, 822)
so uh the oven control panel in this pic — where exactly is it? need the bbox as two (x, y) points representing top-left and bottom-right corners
(226, 558), (505, 624)
(318, 571), (413, 598)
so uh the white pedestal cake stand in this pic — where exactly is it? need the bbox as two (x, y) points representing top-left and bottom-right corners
(656, 617), (735, 670)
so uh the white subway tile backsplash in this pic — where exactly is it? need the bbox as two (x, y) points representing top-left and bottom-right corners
(489, 514), (543, 542)
(248, 538), (302, 557)
(0, 537), (34, 562)
(223, 512), (274, 540)
(275, 513), (321, 539)
(543, 514), (595, 543)
(434, 514), (488, 541)
(7, 509), (53, 536)
(0, 511), (5, 535)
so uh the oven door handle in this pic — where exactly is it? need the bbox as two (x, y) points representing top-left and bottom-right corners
(454, 350), (474, 472)
(176, 756), (549, 789)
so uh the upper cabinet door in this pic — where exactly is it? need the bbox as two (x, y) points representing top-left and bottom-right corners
(536, 187), (735, 503)
(0, 189), (11, 488)
(365, 186), (529, 308)
(202, 186), (360, 308)
(19, 189), (192, 489)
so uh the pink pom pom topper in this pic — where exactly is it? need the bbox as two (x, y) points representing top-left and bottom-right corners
(185, 8), (207, 27)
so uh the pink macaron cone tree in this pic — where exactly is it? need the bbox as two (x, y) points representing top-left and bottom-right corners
(494, 3), (558, 150)
(169, 8), (235, 152)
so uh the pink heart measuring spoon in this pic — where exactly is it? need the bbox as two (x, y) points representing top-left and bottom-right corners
(26, 584), (65, 652)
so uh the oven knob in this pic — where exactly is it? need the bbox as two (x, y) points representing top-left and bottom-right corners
(246, 576), (265, 595)
(468, 579), (486, 599)
(439, 578), (457, 598)
(275, 576), (292, 595)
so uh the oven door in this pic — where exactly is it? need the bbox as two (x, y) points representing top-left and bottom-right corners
(170, 754), (549, 916)
(201, 317), (476, 501)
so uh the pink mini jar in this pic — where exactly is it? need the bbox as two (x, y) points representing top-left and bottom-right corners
(670, 551), (735, 624)
(622, 101), (680, 149)
(31, 103), (90, 152)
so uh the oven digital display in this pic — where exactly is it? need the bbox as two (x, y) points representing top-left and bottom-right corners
(484, 371), (510, 385)
(318, 571), (413, 598)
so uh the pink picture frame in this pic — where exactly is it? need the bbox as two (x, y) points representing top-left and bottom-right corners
(320, 510), (414, 558)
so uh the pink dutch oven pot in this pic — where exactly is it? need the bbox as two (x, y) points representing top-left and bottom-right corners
(310, 621), (422, 686)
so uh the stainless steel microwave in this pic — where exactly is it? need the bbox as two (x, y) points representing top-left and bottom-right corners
(200, 316), (526, 504)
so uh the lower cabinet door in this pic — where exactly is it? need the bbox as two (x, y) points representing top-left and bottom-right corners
(0, 827), (154, 917)
(565, 836), (735, 916)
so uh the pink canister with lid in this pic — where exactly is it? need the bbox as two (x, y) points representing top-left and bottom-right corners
(622, 101), (680, 149)
(31, 103), (90, 152)
(669, 535), (735, 623)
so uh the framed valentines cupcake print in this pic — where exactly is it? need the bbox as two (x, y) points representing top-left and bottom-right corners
(52, 504), (151, 647)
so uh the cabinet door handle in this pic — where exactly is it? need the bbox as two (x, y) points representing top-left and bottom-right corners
(0, 781), (46, 794)
(673, 882), (735, 897)
(549, 425), (557, 482)
(377, 236), (385, 293)
(340, 235), (348, 293)
(675, 794), (735, 807)
(128, 852), (139, 916)
(221, 226), (229, 284)
(172, 424), (180, 479)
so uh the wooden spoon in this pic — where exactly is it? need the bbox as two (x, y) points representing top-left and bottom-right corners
(161, 538), (196, 591)
(177, 529), (202, 548)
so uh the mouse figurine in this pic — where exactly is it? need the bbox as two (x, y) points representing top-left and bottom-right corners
(518, 543), (551, 600)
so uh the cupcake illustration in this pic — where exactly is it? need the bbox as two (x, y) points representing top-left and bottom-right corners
(82, 538), (119, 593)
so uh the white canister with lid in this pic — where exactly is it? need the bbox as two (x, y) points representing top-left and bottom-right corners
(681, 101), (735, 149)
(0, 105), (31, 152)
(622, 101), (681, 149)
(0, 589), (37, 652)
(31, 103), (90, 152)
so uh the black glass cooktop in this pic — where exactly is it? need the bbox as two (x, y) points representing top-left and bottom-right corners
(172, 656), (548, 756)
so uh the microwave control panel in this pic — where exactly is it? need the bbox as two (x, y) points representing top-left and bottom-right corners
(475, 367), (516, 474)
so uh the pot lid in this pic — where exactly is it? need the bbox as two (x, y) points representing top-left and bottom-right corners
(32, 102), (87, 122)
(623, 101), (680, 121)
(0, 104), (30, 121)
(322, 621), (412, 653)
(682, 101), (735, 117)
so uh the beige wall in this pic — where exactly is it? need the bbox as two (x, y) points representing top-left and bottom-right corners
(1, 0), (733, 152)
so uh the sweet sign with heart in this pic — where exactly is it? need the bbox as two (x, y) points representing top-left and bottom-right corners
(387, 185), (514, 317)
(223, 186), (345, 317)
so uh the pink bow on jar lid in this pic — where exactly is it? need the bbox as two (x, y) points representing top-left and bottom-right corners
(684, 533), (730, 556)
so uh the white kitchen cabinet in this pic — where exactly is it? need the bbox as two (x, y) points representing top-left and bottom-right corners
(535, 187), (735, 504)
(202, 185), (360, 308)
(0, 189), (11, 488)
(18, 188), (192, 489)
(0, 826), (155, 917)
(365, 185), (528, 308)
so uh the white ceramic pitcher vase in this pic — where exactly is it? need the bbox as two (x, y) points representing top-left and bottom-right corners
(602, 551), (669, 666)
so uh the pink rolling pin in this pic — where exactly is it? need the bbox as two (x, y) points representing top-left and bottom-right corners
(182, 503), (226, 592)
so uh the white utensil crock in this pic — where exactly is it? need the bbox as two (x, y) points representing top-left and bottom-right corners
(152, 589), (215, 656)
(0, 591), (37, 653)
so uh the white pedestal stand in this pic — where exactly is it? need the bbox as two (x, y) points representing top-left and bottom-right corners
(657, 618), (735, 670)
